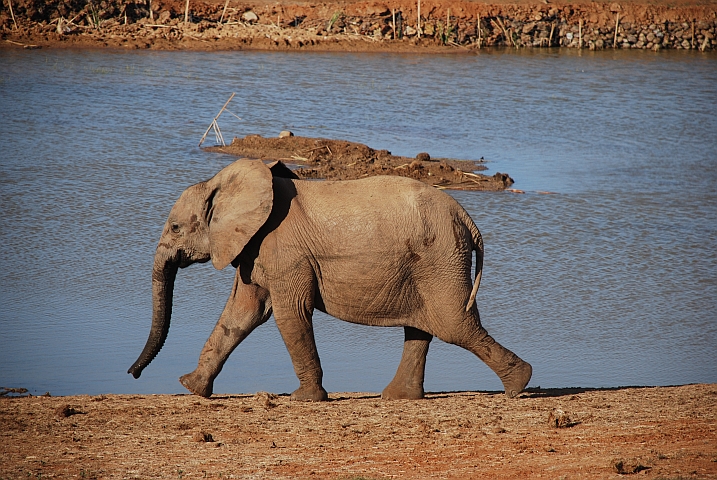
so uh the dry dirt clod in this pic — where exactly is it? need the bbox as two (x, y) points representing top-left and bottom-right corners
(192, 431), (214, 443)
(254, 391), (278, 408)
(612, 457), (651, 474)
(547, 408), (574, 428)
(55, 405), (81, 418)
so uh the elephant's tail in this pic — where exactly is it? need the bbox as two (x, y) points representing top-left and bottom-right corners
(463, 211), (484, 312)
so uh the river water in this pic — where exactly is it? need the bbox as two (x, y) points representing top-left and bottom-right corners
(1, 48), (715, 397)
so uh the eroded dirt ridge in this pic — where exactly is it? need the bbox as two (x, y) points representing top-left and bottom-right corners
(2, 0), (716, 51)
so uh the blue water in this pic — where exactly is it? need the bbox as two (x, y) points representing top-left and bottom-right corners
(0, 48), (715, 396)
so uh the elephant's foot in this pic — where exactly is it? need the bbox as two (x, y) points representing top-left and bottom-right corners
(179, 371), (214, 398)
(290, 384), (328, 402)
(499, 359), (532, 398)
(381, 381), (425, 400)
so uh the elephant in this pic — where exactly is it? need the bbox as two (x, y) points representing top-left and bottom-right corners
(128, 159), (532, 401)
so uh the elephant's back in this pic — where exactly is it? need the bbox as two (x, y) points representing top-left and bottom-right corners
(294, 175), (461, 215)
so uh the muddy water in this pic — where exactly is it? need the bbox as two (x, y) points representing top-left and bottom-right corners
(1, 49), (715, 396)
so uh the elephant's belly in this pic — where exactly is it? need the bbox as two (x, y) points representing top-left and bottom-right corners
(317, 276), (425, 327)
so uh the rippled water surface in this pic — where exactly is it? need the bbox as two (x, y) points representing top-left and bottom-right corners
(1, 49), (715, 396)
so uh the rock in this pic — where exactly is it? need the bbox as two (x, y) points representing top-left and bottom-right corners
(242, 11), (259, 23)
(404, 25), (417, 36)
(158, 10), (171, 24)
(416, 152), (431, 162)
(493, 172), (514, 187)
(279, 130), (294, 138)
(363, 4), (390, 16)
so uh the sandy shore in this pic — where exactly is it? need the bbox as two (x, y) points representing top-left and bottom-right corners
(2, 384), (716, 478)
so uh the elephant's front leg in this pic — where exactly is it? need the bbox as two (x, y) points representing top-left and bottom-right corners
(273, 295), (328, 402)
(180, 271), (272, 398)
(382, 327), (433, 400)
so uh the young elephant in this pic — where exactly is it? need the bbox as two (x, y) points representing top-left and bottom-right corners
(128, 159), (532, 400)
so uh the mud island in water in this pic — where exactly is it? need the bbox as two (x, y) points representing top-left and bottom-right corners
(206, 133), (515, 191)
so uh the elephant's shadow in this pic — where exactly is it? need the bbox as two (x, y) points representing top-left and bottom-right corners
(181, 386), (657, 402)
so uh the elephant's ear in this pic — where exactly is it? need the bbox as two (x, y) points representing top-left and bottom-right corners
(206, 160), (274, 270)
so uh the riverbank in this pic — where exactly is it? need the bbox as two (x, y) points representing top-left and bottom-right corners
(1, 0), (716, 52)
(1, 384), (715, 478)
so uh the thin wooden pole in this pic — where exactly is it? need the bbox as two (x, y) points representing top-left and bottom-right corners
(8, 0), (18, 30)
(149, 0), (153, 21)
(199, 93), (236, 147)
(613, 13), (620, 48)
(477, 14), (481, 48)
(417, 0), (421, 37)
(579, 19), (583, 49)
(220, 0), (230, 24)
(184, 0), (190, 24)
(392, 8), (396, 39)
(549, 21), (555, 46)
(691, 20), (695, 49)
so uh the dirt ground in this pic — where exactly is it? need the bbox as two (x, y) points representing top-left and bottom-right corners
(2, 0), (716, 52)
(1, 384), (716, 479)
(208, 134), (516, 191)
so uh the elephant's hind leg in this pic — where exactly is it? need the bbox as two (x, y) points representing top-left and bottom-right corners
(382, 327), (432, 400)
(180, 270), (272, 398)
(444, 310), (532, 398)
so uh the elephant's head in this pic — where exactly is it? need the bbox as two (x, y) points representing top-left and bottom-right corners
(128, 160), (296, 379)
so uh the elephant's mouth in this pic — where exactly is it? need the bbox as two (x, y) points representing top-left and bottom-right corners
(177, 250), (211, 269)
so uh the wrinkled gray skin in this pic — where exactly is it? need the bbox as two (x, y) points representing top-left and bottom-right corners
(128, 160), (532, 401)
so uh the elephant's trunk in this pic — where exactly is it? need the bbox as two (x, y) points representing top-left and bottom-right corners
(127, 253), (179, 379)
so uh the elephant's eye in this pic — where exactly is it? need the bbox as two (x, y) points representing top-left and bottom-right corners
(171, 223), (180, 233)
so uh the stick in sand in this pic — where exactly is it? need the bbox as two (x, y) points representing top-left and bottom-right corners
(220, 0), (230, 24)
(417, 0), (421, 37)
(392, 8), (396, 40)
(613, 13), (620, 48)
(579, 19), (583, 49)
(199, 93), (236, 147)
(477, 14), (481, 48)
(184, 0), (190, 24)
(8, 0), (18, 30)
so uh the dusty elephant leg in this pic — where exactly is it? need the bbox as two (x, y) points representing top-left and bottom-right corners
(382, 327), (432, 400)
(179, 272), (272, 398)
(273, 303), (328, 402)
(448, 311), (532, 398)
